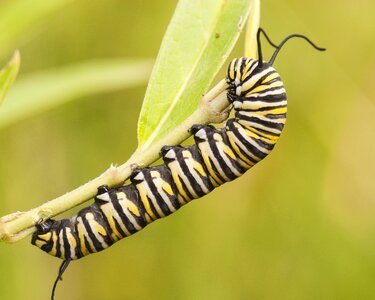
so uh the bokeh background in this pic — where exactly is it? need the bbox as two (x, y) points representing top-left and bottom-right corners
(1, 0), (375, 299)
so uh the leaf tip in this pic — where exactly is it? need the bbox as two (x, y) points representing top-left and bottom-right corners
(11, 50), (21, 66)
(0, 50), (21, 106)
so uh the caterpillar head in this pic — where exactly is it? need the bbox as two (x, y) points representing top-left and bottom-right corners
(226, 28), (325, 102)
(31, 219), (57, 254)
(226, 57), (276, 102)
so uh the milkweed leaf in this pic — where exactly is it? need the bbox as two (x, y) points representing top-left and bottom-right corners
(137, 0), (256, 149)
(244, 0), (260, 58)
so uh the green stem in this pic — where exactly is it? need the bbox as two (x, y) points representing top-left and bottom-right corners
(0, 79), (229, 243)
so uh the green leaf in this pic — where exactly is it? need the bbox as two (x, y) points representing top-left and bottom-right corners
(0, 58), (153, 129)
(0, 50), (20, 106)
(244, 0), (260, 58)
(137, 0), (256, 148)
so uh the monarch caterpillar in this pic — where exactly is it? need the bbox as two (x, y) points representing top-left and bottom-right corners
(31, 28), (325, 299)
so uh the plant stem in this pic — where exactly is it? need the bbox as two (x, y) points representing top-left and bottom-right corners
(0, 79), (229, 243)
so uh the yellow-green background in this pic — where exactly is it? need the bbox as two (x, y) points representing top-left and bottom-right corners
(1, 1), (374, 299)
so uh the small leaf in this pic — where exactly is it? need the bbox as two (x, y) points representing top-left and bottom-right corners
(137, 0), (255, 149)
(244, 0), (260, 58)
(0, 50), (20, 105)
(0, 58), (153, 129)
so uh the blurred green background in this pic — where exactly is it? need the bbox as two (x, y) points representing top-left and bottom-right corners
(1, 0), (375, 299)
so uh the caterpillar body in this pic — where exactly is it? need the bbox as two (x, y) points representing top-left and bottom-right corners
(32, 56), (286, 260)
(30, 28), (325, 299)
